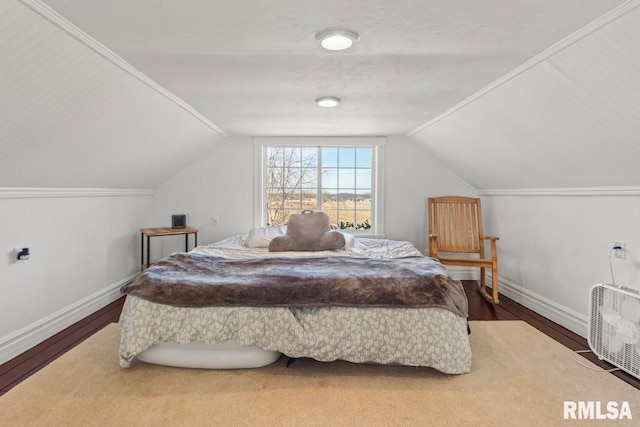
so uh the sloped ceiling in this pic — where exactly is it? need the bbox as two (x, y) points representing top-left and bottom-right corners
(410, 1), (640, 190)
(40, 0), (625, 136)
(0, 0), (225, 189)
(0, 0), (633, 190)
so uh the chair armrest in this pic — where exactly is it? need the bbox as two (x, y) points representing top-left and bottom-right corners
(480, 235), (500, 241)
(480, 235), (499, 259)
(428, 234), (439, 258)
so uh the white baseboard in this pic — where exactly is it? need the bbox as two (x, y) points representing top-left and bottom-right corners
(447, 267), (589, 338)
(0, 273), (138, 364)
(494, 275), (589, 338)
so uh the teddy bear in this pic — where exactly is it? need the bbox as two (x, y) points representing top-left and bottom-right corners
(268, 210), (345, 252)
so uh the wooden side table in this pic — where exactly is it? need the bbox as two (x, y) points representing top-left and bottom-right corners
(140, 226), (199, 270)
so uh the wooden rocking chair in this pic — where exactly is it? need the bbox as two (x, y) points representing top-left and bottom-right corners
(428, 196), (500, 304)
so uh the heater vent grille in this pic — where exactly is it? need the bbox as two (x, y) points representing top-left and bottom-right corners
(588, 284), (640, 379)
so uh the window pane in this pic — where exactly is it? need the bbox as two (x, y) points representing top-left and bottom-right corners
(284, 188), (301, 198)
(285, 167), (301, 188)
(267, 147), (285, 166)
(354, 211), (372, 229)
(284, 209), (301, 222)
(336, 209), (357, 229)
(322, 168), (338, 190)
(322, 191), (337, 203)
(283, 147), (297, 163)
(301, 191), (318, 210)
(355, 169), (371, 189)
(355, 189), (371, 199)
(300, 147), (318, 167)
(355, 192), (371, 204)
(323, 209), (339, 228)
(338, 169), (355, 188)
(290, 147), (303, 168)
(283, 189), (302, 211)
(355, 148), (372, 168)
(338, 147), (356, 167)
(267, 209), (285, 226)
(266, 189), (284, 208)
(300, 168), (317, 188)
(322, 147), (338, 167)
(266, 166), (284, 188)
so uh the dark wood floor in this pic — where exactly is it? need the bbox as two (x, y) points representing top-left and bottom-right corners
(0, 296), (125, 396)
(1, 280), (639, 395)
(464, 281), (640, 391)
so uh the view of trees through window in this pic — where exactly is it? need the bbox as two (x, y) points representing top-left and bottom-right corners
(266, 146), (373, 230)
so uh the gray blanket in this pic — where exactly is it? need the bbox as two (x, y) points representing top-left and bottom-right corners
(121, 253), (468, 317)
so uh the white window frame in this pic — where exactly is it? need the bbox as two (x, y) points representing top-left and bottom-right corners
(254, 137), (385, 237)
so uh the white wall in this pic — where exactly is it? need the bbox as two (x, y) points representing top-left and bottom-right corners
(384, 136), (477, 252)
(482, 192), (640, 336)
(0, 191), (152, 363)
(151, 137), (256, 258)
(150, 136), (476, 259)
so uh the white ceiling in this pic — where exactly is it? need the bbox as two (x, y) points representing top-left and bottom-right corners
(0, 0), (226, 189)
(411, 2), (640, 190)
(42, 0), (626, 136)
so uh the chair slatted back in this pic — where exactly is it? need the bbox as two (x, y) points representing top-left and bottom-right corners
(428, 196), (484, 254)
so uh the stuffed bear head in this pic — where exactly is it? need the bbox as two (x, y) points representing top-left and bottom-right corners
(268, 210), (345, 252)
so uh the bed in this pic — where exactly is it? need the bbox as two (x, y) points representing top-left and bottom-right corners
(118, 234), (472, 374)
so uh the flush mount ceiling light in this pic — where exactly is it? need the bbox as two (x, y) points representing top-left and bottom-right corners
(315, 96), (340, 107)
(316, 29), (359, 51)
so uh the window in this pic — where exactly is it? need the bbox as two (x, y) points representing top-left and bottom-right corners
(255, 138), (384, 235)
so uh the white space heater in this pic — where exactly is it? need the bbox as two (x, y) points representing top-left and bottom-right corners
(588, 284), (640, 379)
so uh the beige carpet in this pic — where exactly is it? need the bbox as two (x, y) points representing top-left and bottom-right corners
(1, 321), (639, 426)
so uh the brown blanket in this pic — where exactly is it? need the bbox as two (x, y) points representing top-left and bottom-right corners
(121, 253), (468, 317)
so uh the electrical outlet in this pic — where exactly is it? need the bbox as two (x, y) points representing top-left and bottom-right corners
(15, 247), (30, 261)
(614, 242), (626, 259)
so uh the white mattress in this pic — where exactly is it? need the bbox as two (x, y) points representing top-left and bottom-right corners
(136, 340), (281, 369)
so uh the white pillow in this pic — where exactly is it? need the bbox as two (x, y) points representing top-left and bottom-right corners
(245, 225), (288, 248)
(341, 232), (356, 250)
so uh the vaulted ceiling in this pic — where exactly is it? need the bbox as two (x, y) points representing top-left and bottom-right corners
(40, 0), (627, 136)
(411, 2), (640, 189)
(0, 0), (635, 189)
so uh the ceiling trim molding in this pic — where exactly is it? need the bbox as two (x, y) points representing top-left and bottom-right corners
(0, 188), (154, 199)
(20, 0), (228, 138)
(407, 0), (640, 137)
(478, 186), (640, 197)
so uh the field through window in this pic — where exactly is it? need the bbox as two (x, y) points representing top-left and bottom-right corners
(266, 146), (373, 230)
